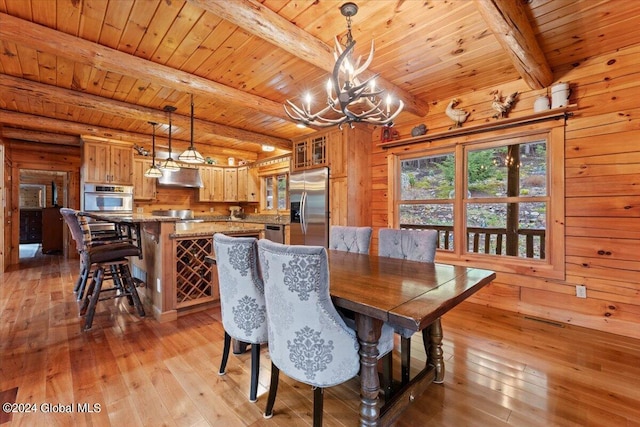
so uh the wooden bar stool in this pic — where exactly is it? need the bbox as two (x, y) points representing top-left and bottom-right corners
(60, 208), (145, 330)
(79, 256), (145, 330)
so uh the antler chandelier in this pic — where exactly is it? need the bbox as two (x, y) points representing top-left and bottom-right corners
(284, 2), (403, 129)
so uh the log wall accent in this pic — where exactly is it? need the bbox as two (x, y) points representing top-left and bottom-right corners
(371, 43), (640, 339)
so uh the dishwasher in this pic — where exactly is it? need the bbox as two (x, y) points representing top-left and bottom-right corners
(264, 224), (285, 243)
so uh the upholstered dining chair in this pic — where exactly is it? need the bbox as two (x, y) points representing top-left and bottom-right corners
(378, 228), (438, 384)
(257, 239), (394, 425)
(60, 208), (145, 330)
(329, 225), (373, 254)
(213, 233), (268, 403)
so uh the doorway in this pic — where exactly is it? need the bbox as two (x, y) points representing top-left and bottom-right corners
(18, 169), (68, 261)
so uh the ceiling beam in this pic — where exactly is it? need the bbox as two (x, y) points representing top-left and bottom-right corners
(0, 74), (290, 151)
(0, 12), (289, 122)
(0, 110), (257, 159)
(187, 0), (429, 117)
(474, 0), (553, 89)
(1, 128), (81, 146)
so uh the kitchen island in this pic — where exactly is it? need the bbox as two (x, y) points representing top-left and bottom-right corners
(84, 213), (265, 322)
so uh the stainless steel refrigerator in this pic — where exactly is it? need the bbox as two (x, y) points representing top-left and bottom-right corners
(289, 167), (329, 247)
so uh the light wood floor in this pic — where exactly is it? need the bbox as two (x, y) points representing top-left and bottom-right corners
(1, 253), (640, 427)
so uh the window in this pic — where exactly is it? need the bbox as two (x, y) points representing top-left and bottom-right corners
(393, 124), (564, 279)
(263, 173), (288, 211)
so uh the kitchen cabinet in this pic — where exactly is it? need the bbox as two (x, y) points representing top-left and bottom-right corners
(293, 125), (372, 226)
(330, 125), (372, 226)
(132, 158), (157, 200)
(83, 140), (133, 185)
(292, 132), (327, 170)
(237, 166), (260, 202)
(224, 168), (238, 201)
(199, 166), (224, 201)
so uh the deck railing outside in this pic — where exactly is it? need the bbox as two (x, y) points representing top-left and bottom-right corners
(399, 224), (546, 259)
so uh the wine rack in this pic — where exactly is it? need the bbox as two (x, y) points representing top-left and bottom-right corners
(175, 237), (215, 308)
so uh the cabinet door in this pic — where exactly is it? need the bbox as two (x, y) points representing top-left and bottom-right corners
(293, 140), (308, 169)
(133, 158), (157, 200)
(198, 167), (213, 201)
(224, 168), (238, 201)
(110, 145), (134, 185)
(246, 167), (260, 202)
(84, 142), (111, 183)
(309, 135), (327, 167)
(237, 166), (248, 201)
(212, 167), (224, 201)
(327, 129), (346, 178)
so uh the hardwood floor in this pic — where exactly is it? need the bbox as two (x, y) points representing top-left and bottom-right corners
(1, 253), (639, 426)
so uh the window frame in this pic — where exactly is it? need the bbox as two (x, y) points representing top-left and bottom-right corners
(388, 122), (565, 280)
(261, 172), (289, 213)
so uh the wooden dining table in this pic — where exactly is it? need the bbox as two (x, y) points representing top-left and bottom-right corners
(327, 250), (496, 427)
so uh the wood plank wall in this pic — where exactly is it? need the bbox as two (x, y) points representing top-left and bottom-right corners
(371, 43), (640, 339)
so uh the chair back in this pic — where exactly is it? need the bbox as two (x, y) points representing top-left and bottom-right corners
(257, 239), (360, 387)
(213, 234), (268, 345)
(60, 208), (90, 252)
(329, 226), (372, 254)
(378, 228), (438, 262)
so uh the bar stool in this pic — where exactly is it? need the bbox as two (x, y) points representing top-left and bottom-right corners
(60, 209), (145, 330)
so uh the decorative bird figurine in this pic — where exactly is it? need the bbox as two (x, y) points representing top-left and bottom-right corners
(446, 99), (470, 129)
(491, 91), (519, 119)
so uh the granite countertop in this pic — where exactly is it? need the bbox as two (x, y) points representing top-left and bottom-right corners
(82, 212), (287, 238)
(171, 222), (263, 238)
(193, 214), (290, 225)
(82, 212), (181, 223)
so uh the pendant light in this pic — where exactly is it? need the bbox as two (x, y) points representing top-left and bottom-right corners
(160, 105), (180, 172)
(143, 121), (163, 178)
(178, 94), (205, 164)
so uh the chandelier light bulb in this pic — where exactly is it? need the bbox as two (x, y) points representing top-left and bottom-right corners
(305, 93), (312, 112)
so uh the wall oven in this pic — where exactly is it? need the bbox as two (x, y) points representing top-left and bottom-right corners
(83, 184), (134, 233)
(83, 184), (134, 213)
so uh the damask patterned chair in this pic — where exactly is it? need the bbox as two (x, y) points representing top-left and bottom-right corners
(329, 225), (372, 254)
(257, 239), (394, 425)
(213, 233), (268, 403)
(378, 228), (439, 384)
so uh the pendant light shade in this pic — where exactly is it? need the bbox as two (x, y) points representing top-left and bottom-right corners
(178, 94), (205, 164)
(144, 121), (163, 178)
(160, 105), (180, 172)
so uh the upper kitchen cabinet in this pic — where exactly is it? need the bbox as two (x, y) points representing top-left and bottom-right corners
(224, 168), (238, 202)
(292, 132), (327, 170)
(82, 139), (133, 185)
(293, 126), (372, 226)
(238, 166), (260, 202)
(132, 158), (157, 200)
(199, 166), (224, 202)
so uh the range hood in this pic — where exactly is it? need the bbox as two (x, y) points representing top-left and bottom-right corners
(157, 167), (203, 188)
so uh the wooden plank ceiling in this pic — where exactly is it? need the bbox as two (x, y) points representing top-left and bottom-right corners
(0, 0), (639, 158)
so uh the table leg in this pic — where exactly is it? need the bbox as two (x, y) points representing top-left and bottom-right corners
(355, 313), (383, 427)
(423, 317), (445, 383)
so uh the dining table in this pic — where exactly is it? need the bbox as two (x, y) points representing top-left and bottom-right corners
(327, 249), (496, 427)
